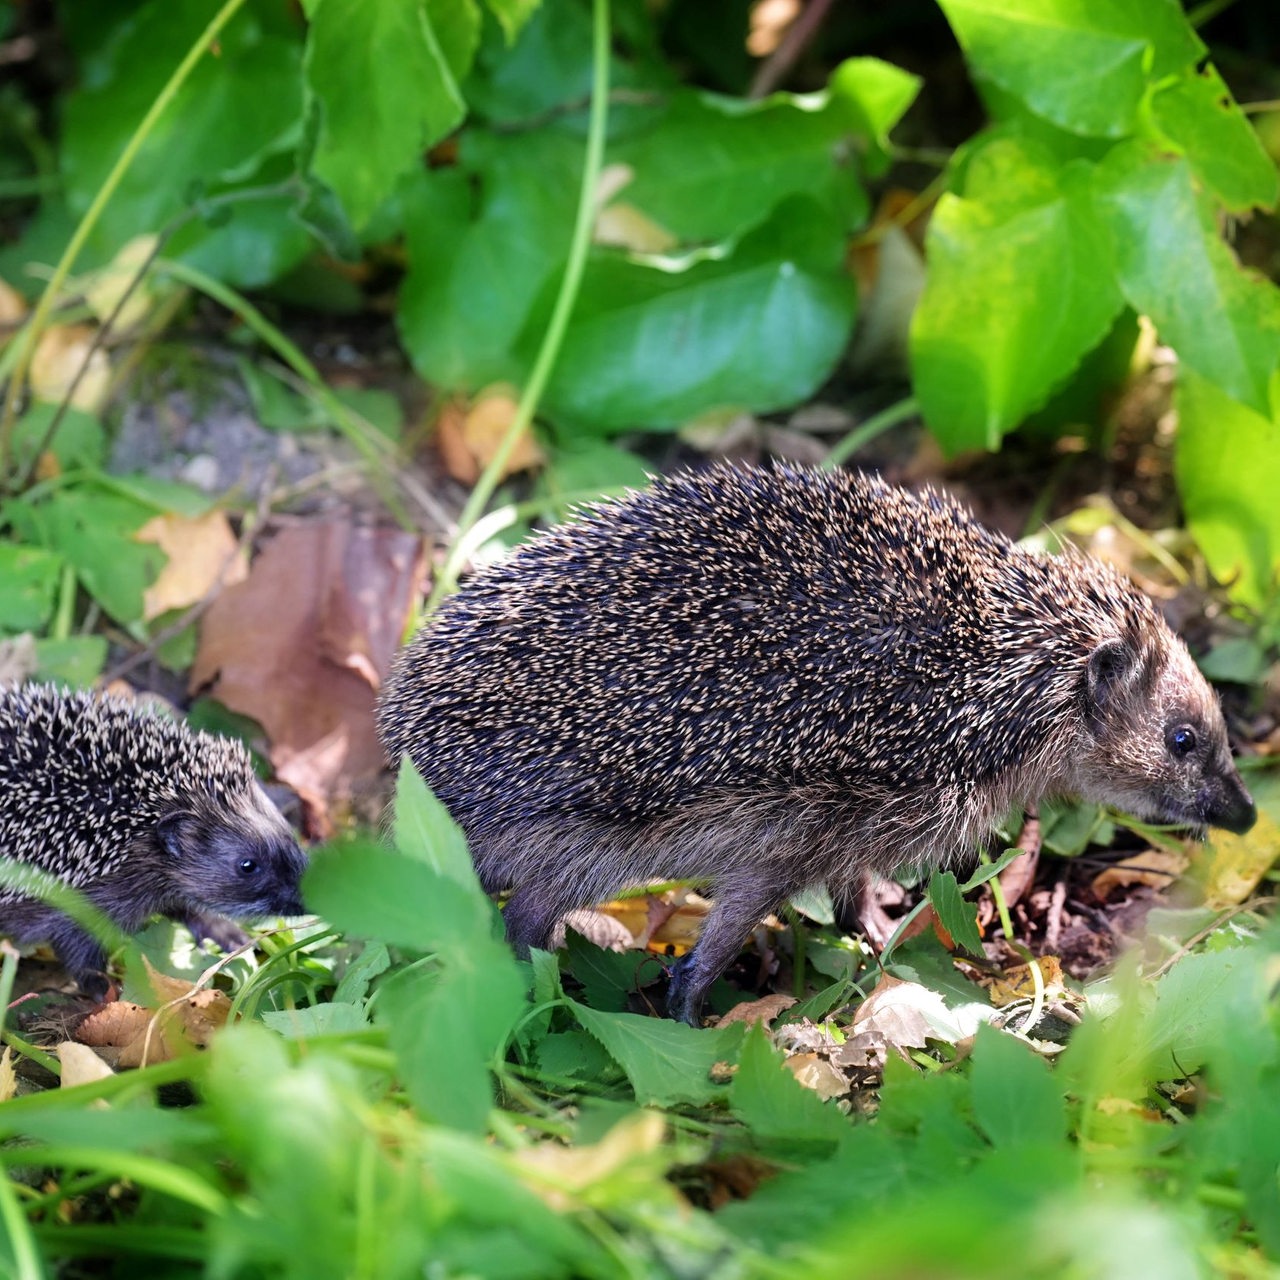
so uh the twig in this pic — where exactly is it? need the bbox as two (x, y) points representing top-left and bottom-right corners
(748, 0), (837, 99)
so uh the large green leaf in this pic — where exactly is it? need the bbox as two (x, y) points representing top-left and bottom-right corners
(304, 0), (467, 229)
(911, 137), (1123, 451)
(936, 0), (1203, 138)
(613, 87), (869, 243)
(1148, 64), (1280, 215)
(396, 131), (582, 389)
(542, 198), (856, 433)
(61, 0), (303, 253)
(1094, 143), (1280, 417)
(1175, 369), (1280, 608)
(0, 542), (63, 633)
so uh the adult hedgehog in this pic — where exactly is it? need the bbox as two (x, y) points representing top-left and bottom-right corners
(378, 467), (1256, 1023)
(0, 684), (307, 994)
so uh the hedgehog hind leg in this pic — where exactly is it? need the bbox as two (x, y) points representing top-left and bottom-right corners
(666, 879), (794, 1026)
(501, 882), (572, 957)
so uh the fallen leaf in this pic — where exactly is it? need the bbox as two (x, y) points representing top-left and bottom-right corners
(594, 202), (678, 253)
(0, 278), (26, 326)
(436, 384), (544, 485)
(716, 993), (797, 1028)
(57, 1041), (114, 1087)
(30, 324), (110, 413)
(190, 519), (424, 829)
(555, 908), (635, 952)
(135, 510), (247, 621)
(0, 1047), (14, 1101)
(783, 1051), (849, 1101)
(516, 1112), (666, 1211)
(986, 955), (1068, 1006)
(1091, 848), (1188, 901)
(1187, 803), (1280, 916)
(76, 1000), (153, 1048)
(83, 235), (163, 334)
(850, 973), (993, 1058)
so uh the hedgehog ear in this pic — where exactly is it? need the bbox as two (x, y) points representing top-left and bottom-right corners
(1085, 638), (1140, 711)
(157, 813), (195, 859)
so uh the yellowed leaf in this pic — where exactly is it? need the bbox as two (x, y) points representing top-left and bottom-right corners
(136, 510), (247, 621)
(986, 955), (1068, 1006)
(1192, 807), (1280, 910)
(0, 277), (26, 326)
(83, 235), (163, 334)
(1091, 848), (1188, 901)
(516, 1112), (666, 1211)
(783, 1051), (849, 1100)
(57, 1040), (115, 1087)
(435, 384), (544, 485)
(30, 324), (110, 412)
(0, 1047), (15, 1102)
(594, 202), (678, 253)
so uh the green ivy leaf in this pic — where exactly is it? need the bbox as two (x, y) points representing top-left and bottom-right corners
(614, 87), (869, 243)
(543, 198), (856, 433)
(730, 1024), (847, 1149)
(1095, 143), (1280, 418)
(969, 1025), (1067, 1150)
(1148, 63), (1280, 214)
(0, 543), (63, 633)
(911, 137), (1122, 451)
(304, 0), (466, 229)
(570, 1002), (745, 1106)
(937, 0), (1203, 138)
(926, 871), (984, 955)
(1175, 368), (1280, 608)
(391, 757), (477, 885)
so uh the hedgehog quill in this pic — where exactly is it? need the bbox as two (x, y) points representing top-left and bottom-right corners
(0, 684), (307, 995)
(378, 467), (1256, 1024)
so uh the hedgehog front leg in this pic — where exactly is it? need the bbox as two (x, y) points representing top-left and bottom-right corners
(666, 881), (794, 1025)
(501, 883), (566, 955)
(44, 916), (112, 1000)
(173, 908), (251, 955)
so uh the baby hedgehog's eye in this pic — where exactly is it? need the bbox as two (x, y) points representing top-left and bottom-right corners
(1167, 725), (1198, 758)
(238, 857), (260, 876)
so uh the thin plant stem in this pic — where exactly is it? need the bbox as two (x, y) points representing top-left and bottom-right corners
(424, 0), (612, 615)
(824, 396), (919, 468)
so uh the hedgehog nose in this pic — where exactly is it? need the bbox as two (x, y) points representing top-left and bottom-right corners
(1206, 774), (1257, 836)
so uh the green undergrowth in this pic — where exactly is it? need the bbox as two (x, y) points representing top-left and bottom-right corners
(2, 759), (1279, 1279)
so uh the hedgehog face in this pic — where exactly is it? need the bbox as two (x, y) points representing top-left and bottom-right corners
(1071, 635), (1256, 836)
(158, 786), (307, 919)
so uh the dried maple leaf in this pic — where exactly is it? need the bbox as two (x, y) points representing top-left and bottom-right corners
(190, 519), (423, 830)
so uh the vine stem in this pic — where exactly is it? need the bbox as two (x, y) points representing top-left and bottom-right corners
(424, 0), (612, 614)
(0, 0), (252, 466)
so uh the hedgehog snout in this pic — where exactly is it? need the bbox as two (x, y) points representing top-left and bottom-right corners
(1198, 764), (1256, 836)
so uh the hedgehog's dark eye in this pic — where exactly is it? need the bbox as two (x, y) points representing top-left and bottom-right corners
(1167, 725), (1197, 758)
(238, 857), (260, 876)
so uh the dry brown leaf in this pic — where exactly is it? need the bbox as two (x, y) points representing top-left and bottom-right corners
(1091, 848), (1188, 901)
(57, 1040), (115, 1087)
(783, 1051), (849, 1101)
(715, 993), (796, 1028)
(190, 519), (424, 829)
(436, 385), (544, 485)
(76, 1000), (153, 1048)
(135, 510), (247, 621)
(30, 324), (110, 412)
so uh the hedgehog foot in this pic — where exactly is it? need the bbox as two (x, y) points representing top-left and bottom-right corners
(666, 883), (793, 1025)
(177, 909), (251, 955)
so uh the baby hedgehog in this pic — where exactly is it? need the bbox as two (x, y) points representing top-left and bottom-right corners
(377, 466), (1256, 1023)
(0, 683), (307, 994)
